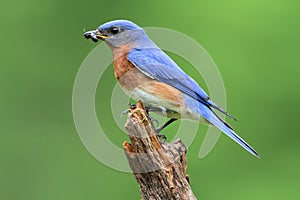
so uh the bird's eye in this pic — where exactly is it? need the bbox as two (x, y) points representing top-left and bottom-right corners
(110, 27), (120, 34)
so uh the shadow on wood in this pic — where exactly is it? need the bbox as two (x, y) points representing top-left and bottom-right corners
(123, 100), (197, 200)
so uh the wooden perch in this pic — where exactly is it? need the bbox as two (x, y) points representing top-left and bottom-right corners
(123, 100), (197, 200)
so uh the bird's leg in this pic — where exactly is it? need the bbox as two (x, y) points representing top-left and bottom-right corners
(121, 103), (177, 143)
(121, 103), (138, 115)
(121, 103), (159, 126)
(146, 114), (159, 127)
(145, 106), (168, 127)
(155, 118), (177, 143)
(121, 109), (130, 115)
(144, 106), (160, 126)
(156, 118), (177, 133)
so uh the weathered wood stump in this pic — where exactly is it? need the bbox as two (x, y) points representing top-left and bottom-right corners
(123, 100), (197, 200)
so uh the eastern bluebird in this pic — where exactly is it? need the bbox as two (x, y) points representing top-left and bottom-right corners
(84, 20), (259, 157)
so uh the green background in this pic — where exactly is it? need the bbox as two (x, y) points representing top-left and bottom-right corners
(1, 0), (299, 199)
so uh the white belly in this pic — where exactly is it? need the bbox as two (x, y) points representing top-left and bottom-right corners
(124, 87), (209, 124)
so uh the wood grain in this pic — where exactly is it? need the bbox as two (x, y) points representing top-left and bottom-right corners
(123, 100), (197, 200)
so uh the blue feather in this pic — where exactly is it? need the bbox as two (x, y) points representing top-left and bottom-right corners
(127, 48), (259, 157)
(127, 48), (236, 119)
(198, 103), (259, 157)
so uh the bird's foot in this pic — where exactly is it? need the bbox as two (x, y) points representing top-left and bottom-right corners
(147, 114), (159, 127)
(156, 118), (177, 133)
(121, 109), (130, 116)
(121, 103), (167, 143)
(121, 103), (159, 126)
(156, 132), (167, 144)
(120, 103), (136, 116)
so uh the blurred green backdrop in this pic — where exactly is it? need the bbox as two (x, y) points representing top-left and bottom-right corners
(1, 0), (300, 199)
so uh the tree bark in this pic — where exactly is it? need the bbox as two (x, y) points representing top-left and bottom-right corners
(123, 100), (197, 200)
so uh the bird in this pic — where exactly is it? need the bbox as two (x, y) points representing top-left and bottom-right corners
(83, 20), (259, 158)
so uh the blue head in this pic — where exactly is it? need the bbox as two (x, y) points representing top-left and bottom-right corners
(84, 20), (155, 48)
(98, 20), (141, 33)
(98, 20), (147, 48)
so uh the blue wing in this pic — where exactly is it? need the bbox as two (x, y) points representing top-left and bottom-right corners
(127, 48), (259, 157)
(127, 48), (236, 120)
(198, 104), (259, 157)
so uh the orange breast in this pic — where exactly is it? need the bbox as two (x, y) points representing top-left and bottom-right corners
(113, 52), (136, 81)
(112, 47), (183, 108)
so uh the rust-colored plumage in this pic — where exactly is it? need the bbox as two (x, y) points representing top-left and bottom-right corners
(112, 46), (183, 108)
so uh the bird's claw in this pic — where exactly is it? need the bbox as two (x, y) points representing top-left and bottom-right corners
(121, 103), (161, 133)
(155, 126), (163, 133)
(129, 103), (136, 109)
(123, 103), (160, 126)
(121, 109), (130, 116)
(120, 103), (136, 116)
(156, 133), (167, 143)
(148, 115), (159, 127)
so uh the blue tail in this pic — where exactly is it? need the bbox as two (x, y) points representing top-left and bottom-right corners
(199, 104), (259, 158)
